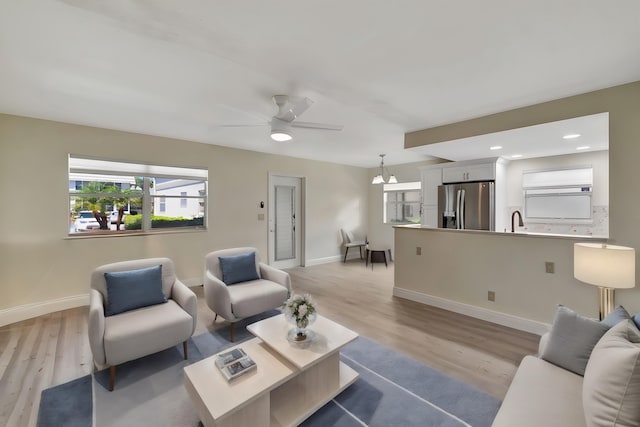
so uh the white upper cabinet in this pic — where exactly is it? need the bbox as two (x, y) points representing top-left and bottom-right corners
(442, 161), (495, 183)
(421, 167), (443, 205)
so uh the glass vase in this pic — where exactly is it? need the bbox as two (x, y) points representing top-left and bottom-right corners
(289, 312), (317, 342)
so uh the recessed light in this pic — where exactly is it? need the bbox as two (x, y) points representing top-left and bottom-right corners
(490, 146), (503, 150)
(511, 154), (523, 158)
(576, 146), (590, 150)
(563, 134), (581, 140)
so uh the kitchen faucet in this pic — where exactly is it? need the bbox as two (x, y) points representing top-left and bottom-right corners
(511, 210), (524, 232)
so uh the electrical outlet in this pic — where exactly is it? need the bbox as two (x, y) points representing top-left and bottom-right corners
(416, 246), (422, 255)
(545, 262), (555, 274)
(488, 291), (496, 302)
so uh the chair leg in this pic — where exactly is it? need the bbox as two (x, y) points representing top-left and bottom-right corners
(183, 341), (188, 360)
(343, 247), (349, 263)
(230, 322), (235, 342)
(109, 365), (116, 392)
(214, 313), (218, 322)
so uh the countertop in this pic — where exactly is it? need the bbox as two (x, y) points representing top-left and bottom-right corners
(393, 224), (608, 241)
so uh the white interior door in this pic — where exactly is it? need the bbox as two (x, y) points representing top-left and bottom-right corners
(268, 175), (303, 268)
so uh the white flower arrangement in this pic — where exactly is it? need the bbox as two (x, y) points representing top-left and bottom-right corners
(283, 293), (317, 329)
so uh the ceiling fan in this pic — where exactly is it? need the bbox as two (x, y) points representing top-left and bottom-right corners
(218, 95), (343, 141)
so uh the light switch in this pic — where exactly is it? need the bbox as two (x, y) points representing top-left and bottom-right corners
(257, 213), (265, 221)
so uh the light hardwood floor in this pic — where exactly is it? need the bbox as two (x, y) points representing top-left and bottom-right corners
(0, 260), (539, 426)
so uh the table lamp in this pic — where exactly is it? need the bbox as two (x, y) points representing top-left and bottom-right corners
(574, 243), (636, 320)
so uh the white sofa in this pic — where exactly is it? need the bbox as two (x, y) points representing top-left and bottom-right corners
(492, 317), (640, 427)
(491, 333), (586, 426)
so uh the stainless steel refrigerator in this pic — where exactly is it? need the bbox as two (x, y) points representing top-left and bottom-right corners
(438, 181), (495, 231)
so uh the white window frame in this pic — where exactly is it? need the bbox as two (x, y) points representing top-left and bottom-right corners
(522, 166), (593, 224)
(68, 155), (208, 235)
(383, 181), (421, 224)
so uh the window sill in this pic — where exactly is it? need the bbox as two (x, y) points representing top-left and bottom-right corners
(65, 227), (207, 240)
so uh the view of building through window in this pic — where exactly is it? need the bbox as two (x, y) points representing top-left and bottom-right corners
(68, 156), (207, 234)
(383, 182), (421, 224)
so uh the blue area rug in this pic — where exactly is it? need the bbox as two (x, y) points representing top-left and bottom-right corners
(38, 311), (500, 426)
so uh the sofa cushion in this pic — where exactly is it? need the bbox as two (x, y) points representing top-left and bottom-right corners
(104, 300), (193, 365)
(583, 320), (640, 427)
(104, 265), (166, 316)
(219, 251), (260, 285)
(601, 305), (631, 328)
(228, 279), (289, 318)
(540, 305), (609, 376)
(491, 355), (586, 427)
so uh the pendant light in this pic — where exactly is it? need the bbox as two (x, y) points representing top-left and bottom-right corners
(372, 154), (397, 184)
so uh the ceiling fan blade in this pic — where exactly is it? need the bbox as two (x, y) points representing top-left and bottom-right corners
(273, 95), (313, 122)
(212, 123), (268, 128)
(291, 121), (344, 131)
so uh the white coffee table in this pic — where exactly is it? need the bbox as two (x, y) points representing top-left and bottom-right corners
(184, 314), (359, 427)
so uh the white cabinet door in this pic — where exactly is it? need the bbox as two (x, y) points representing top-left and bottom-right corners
(466, 162), (495, 181)
(422, 205), (438, 228)
(442, 162), (495, 183)
(421, 167), (442, 205)
(441, 166), (467, 183)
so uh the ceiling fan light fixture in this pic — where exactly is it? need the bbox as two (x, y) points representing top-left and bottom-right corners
(270, 130), (292, 142)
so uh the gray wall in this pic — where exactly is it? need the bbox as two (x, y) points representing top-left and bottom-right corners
(0, 114), (369, 312)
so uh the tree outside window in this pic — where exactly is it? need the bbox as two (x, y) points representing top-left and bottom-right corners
(69, 156), (207, 235)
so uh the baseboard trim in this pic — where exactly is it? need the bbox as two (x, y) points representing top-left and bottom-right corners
(0, 294), (89, 327)
(393, 287), (550, 336)
(1, 279), (204, 328)
(305, 255), (343, 266)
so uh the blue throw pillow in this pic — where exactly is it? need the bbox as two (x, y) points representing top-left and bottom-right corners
(602, 305), (631, 328)
(632, 314), (640, 331)
(219, 252), (259, 285)
(104, 265), (166, 316)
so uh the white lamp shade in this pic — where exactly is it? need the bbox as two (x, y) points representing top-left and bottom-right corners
(574, 243), (636, 289)
(372, 174), (384, 184)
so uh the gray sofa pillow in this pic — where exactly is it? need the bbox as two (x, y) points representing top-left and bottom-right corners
(583, 320), (640, 427)
(540, 305), (609, 376)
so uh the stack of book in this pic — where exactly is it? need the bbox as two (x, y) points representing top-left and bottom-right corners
(215, 348), (257, 381)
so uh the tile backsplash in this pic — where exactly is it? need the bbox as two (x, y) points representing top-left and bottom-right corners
(506, 205), (608, 237)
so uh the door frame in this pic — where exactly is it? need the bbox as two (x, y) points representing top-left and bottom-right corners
(268, 173), (306, 268)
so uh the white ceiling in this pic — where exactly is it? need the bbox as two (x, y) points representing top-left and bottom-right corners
(0, 1), (638, 168)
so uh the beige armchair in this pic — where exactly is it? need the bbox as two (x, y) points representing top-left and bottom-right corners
(341, 228), (367, 262)
(204, 247), (291, 341)
(89, 257), (197, 391)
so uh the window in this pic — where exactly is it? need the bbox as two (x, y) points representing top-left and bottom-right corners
(383, 182), (421, 224)
(523, 167), (593, 223)
(68, 156), (207, 235)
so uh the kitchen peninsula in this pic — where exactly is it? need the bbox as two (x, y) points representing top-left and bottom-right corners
(392, 225), (607, 335)
(395, 82), (640, 338)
